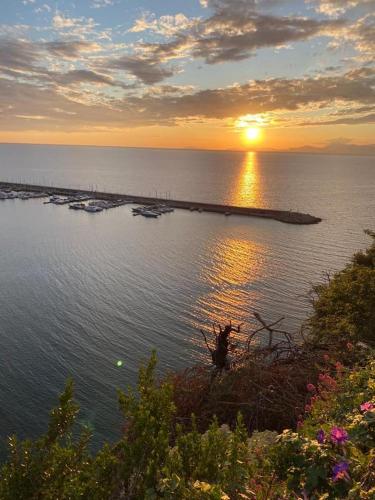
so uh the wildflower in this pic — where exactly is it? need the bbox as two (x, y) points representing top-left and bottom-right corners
(316, 429), (325, 444)
(305, 404), (312, 413)
(360, 401), (375, 412)
(319, 373), (337, 390)
(307, 383), (316, 392)
(330, 427), (348, 445)
(297, 420), (303, 430)
(335, 362), (344, 373)
(346, 342), (354, 351)
(332, 461), (350, 482)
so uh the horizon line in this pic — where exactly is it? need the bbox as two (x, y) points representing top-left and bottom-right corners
(0, 141), (374, 158)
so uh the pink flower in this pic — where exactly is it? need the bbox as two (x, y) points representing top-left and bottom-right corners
(346, 342), (354, 351)
(335, 362), (344, 373)
(330, 427), (348, 445)
(305, 404), (312, 413)
(360, 401), (374, 412)
(307, 383), (316, 392)
(319, 373), (337, 390)
(297, 420), (303, 430)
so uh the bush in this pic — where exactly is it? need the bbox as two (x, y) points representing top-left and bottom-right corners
(310, 231), (375, 347)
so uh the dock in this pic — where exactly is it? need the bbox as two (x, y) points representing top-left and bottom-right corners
(0, 181), (322, 225)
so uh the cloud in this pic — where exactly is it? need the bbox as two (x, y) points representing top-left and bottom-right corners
(52, 69), (115, 87)
(91, 0), (114, 8)
(2, 64), (373, 132)
(300, 111), (375, 126)
(35, 4), (52, 14)
(45, 40), (101, 58)
(129, 12), (200, 37)
(308, 0), (375, 16)
(121, 0), (345, 78)
(116, 67), (375, 123)
(52, 12), (97, 38)
(0, 38), (42, 72)
(104, 54), (176, 85)
(193, 12), (344, 64)
(0, 37), (105, 80)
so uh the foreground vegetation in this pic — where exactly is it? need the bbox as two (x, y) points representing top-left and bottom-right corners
(1, 232), (374, 499)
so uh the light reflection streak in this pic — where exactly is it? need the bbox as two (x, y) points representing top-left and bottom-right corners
(230, 151), (264, 207)
(191, 236), (266, 346)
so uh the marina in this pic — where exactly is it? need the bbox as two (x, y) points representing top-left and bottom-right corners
(0, 181), (321, 224)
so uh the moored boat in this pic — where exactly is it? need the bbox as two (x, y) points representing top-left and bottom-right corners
(84, 205), (103, 213)
(141, 210), (160, 218)
(69, 203), (86, 210)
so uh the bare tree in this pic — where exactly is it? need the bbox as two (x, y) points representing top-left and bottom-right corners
(200, 321), (242, 371)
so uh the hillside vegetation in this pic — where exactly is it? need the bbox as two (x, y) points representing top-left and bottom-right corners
(1, 233), (374, 499)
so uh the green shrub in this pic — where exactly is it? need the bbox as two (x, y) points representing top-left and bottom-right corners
(310, 231), (375, 346)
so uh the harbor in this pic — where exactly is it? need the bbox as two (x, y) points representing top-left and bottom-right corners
(0, 181), (322, 224)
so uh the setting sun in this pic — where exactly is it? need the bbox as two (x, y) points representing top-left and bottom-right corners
(245, 127), (262, 143)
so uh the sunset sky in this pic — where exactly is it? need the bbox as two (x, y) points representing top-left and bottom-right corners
(0, 0), (374, 153)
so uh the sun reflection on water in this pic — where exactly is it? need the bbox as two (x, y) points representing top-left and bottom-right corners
(230, 151), (264, 208)
(191, 236), (266, 346)
(190, 151), (267, 353)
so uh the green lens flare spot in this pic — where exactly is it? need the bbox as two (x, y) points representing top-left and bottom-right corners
(116, 360), (123, 367)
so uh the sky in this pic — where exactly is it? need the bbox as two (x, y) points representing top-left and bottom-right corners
(0, 0), (374, 153)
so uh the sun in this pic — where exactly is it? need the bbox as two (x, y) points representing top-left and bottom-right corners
(245, 127), (261, 142)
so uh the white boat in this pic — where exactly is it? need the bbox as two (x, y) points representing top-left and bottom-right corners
(19, 192), (37, 200)
(84, 205), (103, 213)
(157, 206), (174, 213)
(141, 210), (159, 218)
(69, 203), (86, 210)
(89, 200), (113, 209)
(49, 195), (61, 202)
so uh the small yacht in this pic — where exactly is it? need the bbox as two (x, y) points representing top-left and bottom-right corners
(89, 200), (113, 209)
(69, 203), (86, 210)
(141, 210), (159, 218)
(132, 206), (147, 215)
(157, 205), (174, 213)
(84, 205), (103, 213)
(18, 192), (29, 200)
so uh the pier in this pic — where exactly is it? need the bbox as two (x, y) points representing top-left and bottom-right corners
(0, 181), (322, 225)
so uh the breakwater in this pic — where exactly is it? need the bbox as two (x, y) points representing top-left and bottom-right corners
(0, 181), (321, 225)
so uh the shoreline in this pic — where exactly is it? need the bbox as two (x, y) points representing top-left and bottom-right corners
(0, 181), (322, 225)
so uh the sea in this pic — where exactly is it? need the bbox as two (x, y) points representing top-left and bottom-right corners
(0, 143), (373, 455)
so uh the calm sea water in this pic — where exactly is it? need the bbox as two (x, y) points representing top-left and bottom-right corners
(0, 144), (373, 454)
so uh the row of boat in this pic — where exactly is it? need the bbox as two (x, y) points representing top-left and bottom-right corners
(48, 195), (128, 213)
(0, 188), (176, 218)
(48, 194), (91, 205)
(69, 199), (127, 213)
(132, 204), (175, 218)
(0, 190), (48, 200)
